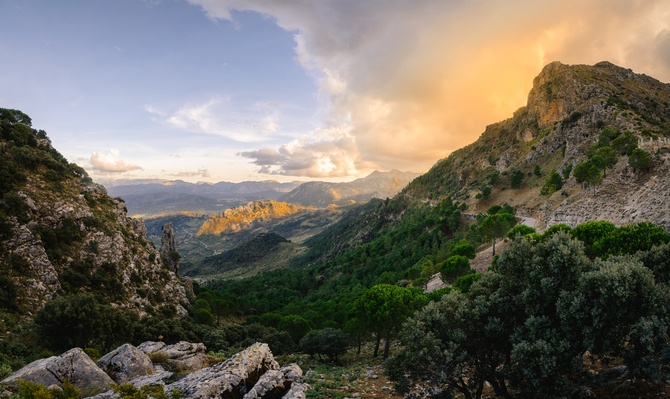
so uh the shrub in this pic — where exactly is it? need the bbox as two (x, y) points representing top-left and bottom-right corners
(0, 363), (11, 380)
(440, 256), (470, 283)
(507, 224), (536, 240)
(279, 315), (311, 343)
(628, 148), (651, 171)
(450, 240), (476, 259)
(148, 352), (168, 364)
(84, 348), (101, 362)
(193, 309), (214, 326)
(453, 273), (482, 293)
(299, 328), (348, 361)
(202, 328), (228, 352)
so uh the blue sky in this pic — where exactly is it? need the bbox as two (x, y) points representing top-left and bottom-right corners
(2, 0), (669, 183)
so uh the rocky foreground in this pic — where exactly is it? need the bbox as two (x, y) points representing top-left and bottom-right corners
(1, 342), (308, 399)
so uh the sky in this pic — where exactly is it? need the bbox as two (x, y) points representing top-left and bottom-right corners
(1, 0), (670, 184)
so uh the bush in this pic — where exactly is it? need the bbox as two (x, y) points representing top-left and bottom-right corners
(440, 256), (470, 283)
(453, 273), (482, 293)
(265, 330), (297, 356)
(202, 328), (228, 352)
(0, 363), (11, 380)
(84, 348), (101, 362)
(628, 148), (650, 171)
(450, 240), (476, 259)
(193, 309), (214, 326)
(278, 315), (311, 343)
(299, 328), (348, 361)
(507, 224), (536, 240)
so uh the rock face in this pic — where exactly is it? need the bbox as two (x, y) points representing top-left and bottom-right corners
(137, 341), (206, 371)
(160, 222), (178, 273)
(243, 364), (303, 399)
(165, 343), (279, 399)
(1, 348), (114, 390)
(96, 344), (154, 384)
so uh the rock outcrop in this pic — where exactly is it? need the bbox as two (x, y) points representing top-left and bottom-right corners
(1, 348), (114, 391)
(137, 341), (206, 371)
(3, 342), (305, 399)
(96, 344), (154, 384)
(165, 343), (279, 399)
(160, 222), (178, 273)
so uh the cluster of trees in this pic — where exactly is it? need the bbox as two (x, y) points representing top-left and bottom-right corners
(386, 229), (670, 398)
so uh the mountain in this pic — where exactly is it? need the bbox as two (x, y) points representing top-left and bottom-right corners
(0, 109), (192, 316)
(141, 205), (352, 268)
(278, 169), (420, 208)
(196, 200), (315, 236)
(104, 179), (302, 217)
(180, 232), (305, 280)
(406, 61), (670, 230)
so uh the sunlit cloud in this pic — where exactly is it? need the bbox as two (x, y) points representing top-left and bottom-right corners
(188, 0), (670, 176)
(89, 149), (142, 173)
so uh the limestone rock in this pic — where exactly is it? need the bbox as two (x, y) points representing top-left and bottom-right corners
(96, 344), (154, 384)
(244, 364), (303, 399)
(281, 383), (311, 399)
(1, 348), (113, 391)
(138, 341), (206, 371)
(87, 371), (174, 399)
(165, 343), (279, 399)
(160, 223), (178, 273)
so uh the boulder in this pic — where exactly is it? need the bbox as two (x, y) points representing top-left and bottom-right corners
(87, 371), (174, 399)
(244, 363), (303, 399)
(281, 383), (310, 399)
(137, 341), (167, 354)
(96, 344), (154, 384)
(165, 343), (279, 399)
(138, 341), (206, 371)
(1, 348), (113, 390)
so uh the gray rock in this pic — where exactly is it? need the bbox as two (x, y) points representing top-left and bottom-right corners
(1, 348), (113, 390)
(164, 343), (278, 399)
(87, 371), (174, 399)
(137, 341), (167, 354)
(381, 387), (392, 392)
(137, 341), (205, 370)
(281, 383), (311, 399)
(97, 344), (154, 384)
(160, 223), (178, 273)
(244, 364), (303, 399)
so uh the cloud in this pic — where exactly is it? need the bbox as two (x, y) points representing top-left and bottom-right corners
(89, 150), (142, 173)
(169, 168), (211, 178)
(188, 0), (670, 176)
(238, 132), (360, 177)
(147, 96), (283, 142)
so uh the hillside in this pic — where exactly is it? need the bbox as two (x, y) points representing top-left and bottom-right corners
(207, 61), (670, 323)
(180, 232), (305, 280)
(142, 205), (352, 267)
(0, 108), (192, 317)
(406, 61), (670, 230)
(278, 169), (420, 208)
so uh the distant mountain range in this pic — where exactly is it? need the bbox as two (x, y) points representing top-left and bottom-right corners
(104, 170), (419, 216)
(278, 169), (420, 208)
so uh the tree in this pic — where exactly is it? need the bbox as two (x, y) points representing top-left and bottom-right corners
(279, 315), (311, 343)
(540, 169), (562, 195)
(193, 308), (214, 326)
(506, 224), (536, 240)
(628, 148), (650, 171)
(510, 170), (524, 189)
(595, 146), (617, 177)
(210, 299), (228, 326)
(386, 232), (669, 398)
(481, 186), (491, 201)
(481, 213), (517, 256)
(299, 328), (349, 361)
(488, 172), (500, 186)
(611, 131), (638, 155)
(355, 285), (427, 358)
(533, 165), (542, 177)
(440, 255), (471, 283)
(573, 161), (602, 194)
(487, 205), (502, 215)
(450, 239), (476, 259)
(562, 163), (573, 179)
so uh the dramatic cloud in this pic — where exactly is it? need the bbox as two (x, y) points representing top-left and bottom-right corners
(189, 0), (670, 176)
(169, 168), (211, 178)
(89, 149), (142, 173)
(146, 97), (282, 142)
(238, 134), (359, 177)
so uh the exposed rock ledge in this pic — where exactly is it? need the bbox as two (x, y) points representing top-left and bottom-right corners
(1, 342), (308, 399)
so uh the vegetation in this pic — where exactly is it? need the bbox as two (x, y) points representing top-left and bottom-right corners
(386, 233), (670, 398)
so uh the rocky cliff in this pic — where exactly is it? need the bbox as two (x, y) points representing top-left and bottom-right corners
(196, 201), (314, 236)
(405, 61), (670, 231)
(0, 109), (191, 315)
